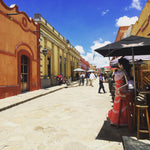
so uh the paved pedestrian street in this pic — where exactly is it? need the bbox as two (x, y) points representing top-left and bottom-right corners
(0, 79), (135, 150)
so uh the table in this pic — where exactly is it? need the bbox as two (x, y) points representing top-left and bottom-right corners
(118, 89), (134, 132)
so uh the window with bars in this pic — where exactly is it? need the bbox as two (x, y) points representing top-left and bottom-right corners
(60, 56), (62, 74)
(21, 55), (29, 82)
(48, 57), (51, 77)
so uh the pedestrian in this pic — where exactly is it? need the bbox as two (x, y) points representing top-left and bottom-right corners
(89, 72), (95, 87)
(87, 72), (90, 86)
(79, 72), (85, 86)
(85, 72), (89, 86)
(98, 73), (106, 93)
(76, 72), (79, 80)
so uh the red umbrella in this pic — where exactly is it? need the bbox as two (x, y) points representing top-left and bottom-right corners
(111, 67), (118, 70)
(104, 66), (111, 69)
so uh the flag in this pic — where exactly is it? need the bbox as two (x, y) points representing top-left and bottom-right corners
(93, 52), (96, 60)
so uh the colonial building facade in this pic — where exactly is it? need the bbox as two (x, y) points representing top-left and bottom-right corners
(131, 0), (150, 89)
(131, 0), (150, 38)
(34, 14), (81, 88)
(0, 0), (41, 99)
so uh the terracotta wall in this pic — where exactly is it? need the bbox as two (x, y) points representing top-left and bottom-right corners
(0, 0), (40, 99)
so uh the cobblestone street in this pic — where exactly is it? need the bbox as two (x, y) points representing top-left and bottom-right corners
(1, 1), (150, 150)
(0, 79), (131, 149)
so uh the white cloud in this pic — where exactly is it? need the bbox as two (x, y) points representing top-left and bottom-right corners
(101, 9), (109, 16)
(116, 16), (138, 27)
(75, 45), (85, 54)
(91, 38), (110, 51)
(125, 0), (142, 11)
(83, 52), (110, 68)
(80, 38), (111, 68)
(130, 0), (142, 10)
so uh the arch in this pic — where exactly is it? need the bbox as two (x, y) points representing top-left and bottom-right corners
(15, 42), (34, 60)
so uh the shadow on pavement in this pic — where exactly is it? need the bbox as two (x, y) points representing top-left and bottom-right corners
(122, 136), (150, 150)
(96, 118), (136, 142)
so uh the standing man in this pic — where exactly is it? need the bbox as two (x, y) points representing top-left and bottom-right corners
(89, 72), (95, 87)
(98, 73), (106, 93)
(79, 72), (85, 86)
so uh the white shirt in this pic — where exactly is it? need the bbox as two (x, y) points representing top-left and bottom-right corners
(80, 74), (85, 78)
(90, 73), (95, 80)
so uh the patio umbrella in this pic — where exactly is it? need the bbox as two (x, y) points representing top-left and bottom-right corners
(104, 66), (111, 69)
(124, 55), (150, 61)
(87, 69), (95, 72)
(95, 35), (150, 57)
(110, 55), (150, 66)
(95, 35), (150, 100)
(73, 68), (85, 72)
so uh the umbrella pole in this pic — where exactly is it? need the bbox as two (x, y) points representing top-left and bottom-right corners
(132, 48), (136, 102)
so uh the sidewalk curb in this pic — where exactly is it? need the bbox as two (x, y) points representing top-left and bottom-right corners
(0, 81), (77, 112)
(0, 86), (66, 112)
(0, 81), (79, 112)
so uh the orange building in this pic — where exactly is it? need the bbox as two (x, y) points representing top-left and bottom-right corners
(0, 0), (41, 99)
(115, 26), (129, 42)
(80, 58), (90, 71)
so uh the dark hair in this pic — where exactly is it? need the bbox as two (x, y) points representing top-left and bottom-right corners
(118, 58), (131, 78)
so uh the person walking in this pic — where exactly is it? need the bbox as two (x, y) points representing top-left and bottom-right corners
(79, 72), (85, 86)
(98, 73), (106, 93)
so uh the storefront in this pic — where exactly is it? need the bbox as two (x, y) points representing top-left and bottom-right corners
(0, 1), (41, 99)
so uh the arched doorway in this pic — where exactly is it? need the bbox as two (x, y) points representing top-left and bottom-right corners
(21, 55), (30, 92)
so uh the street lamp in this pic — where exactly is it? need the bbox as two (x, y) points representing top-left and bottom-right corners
(42, 49), (48, 56)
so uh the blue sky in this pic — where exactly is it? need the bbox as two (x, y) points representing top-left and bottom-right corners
(3, 0), (148, 68)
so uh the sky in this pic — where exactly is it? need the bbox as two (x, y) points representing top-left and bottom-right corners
(3, 0), (148, 68)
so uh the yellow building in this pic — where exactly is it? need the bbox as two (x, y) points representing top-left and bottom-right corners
(131, 0), (150, 89)
(131, 0), (150, 38)
(34, 14), (81, 88)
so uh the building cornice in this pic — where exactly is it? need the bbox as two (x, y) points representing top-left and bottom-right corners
(34, 13), (80, 56)
(40, 31), (65, 50)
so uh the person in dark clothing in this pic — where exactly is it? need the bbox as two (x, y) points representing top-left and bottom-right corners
(98, 73), (106, 93)
(76, 72), (79, 80)
(79, 72), (85, 86)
